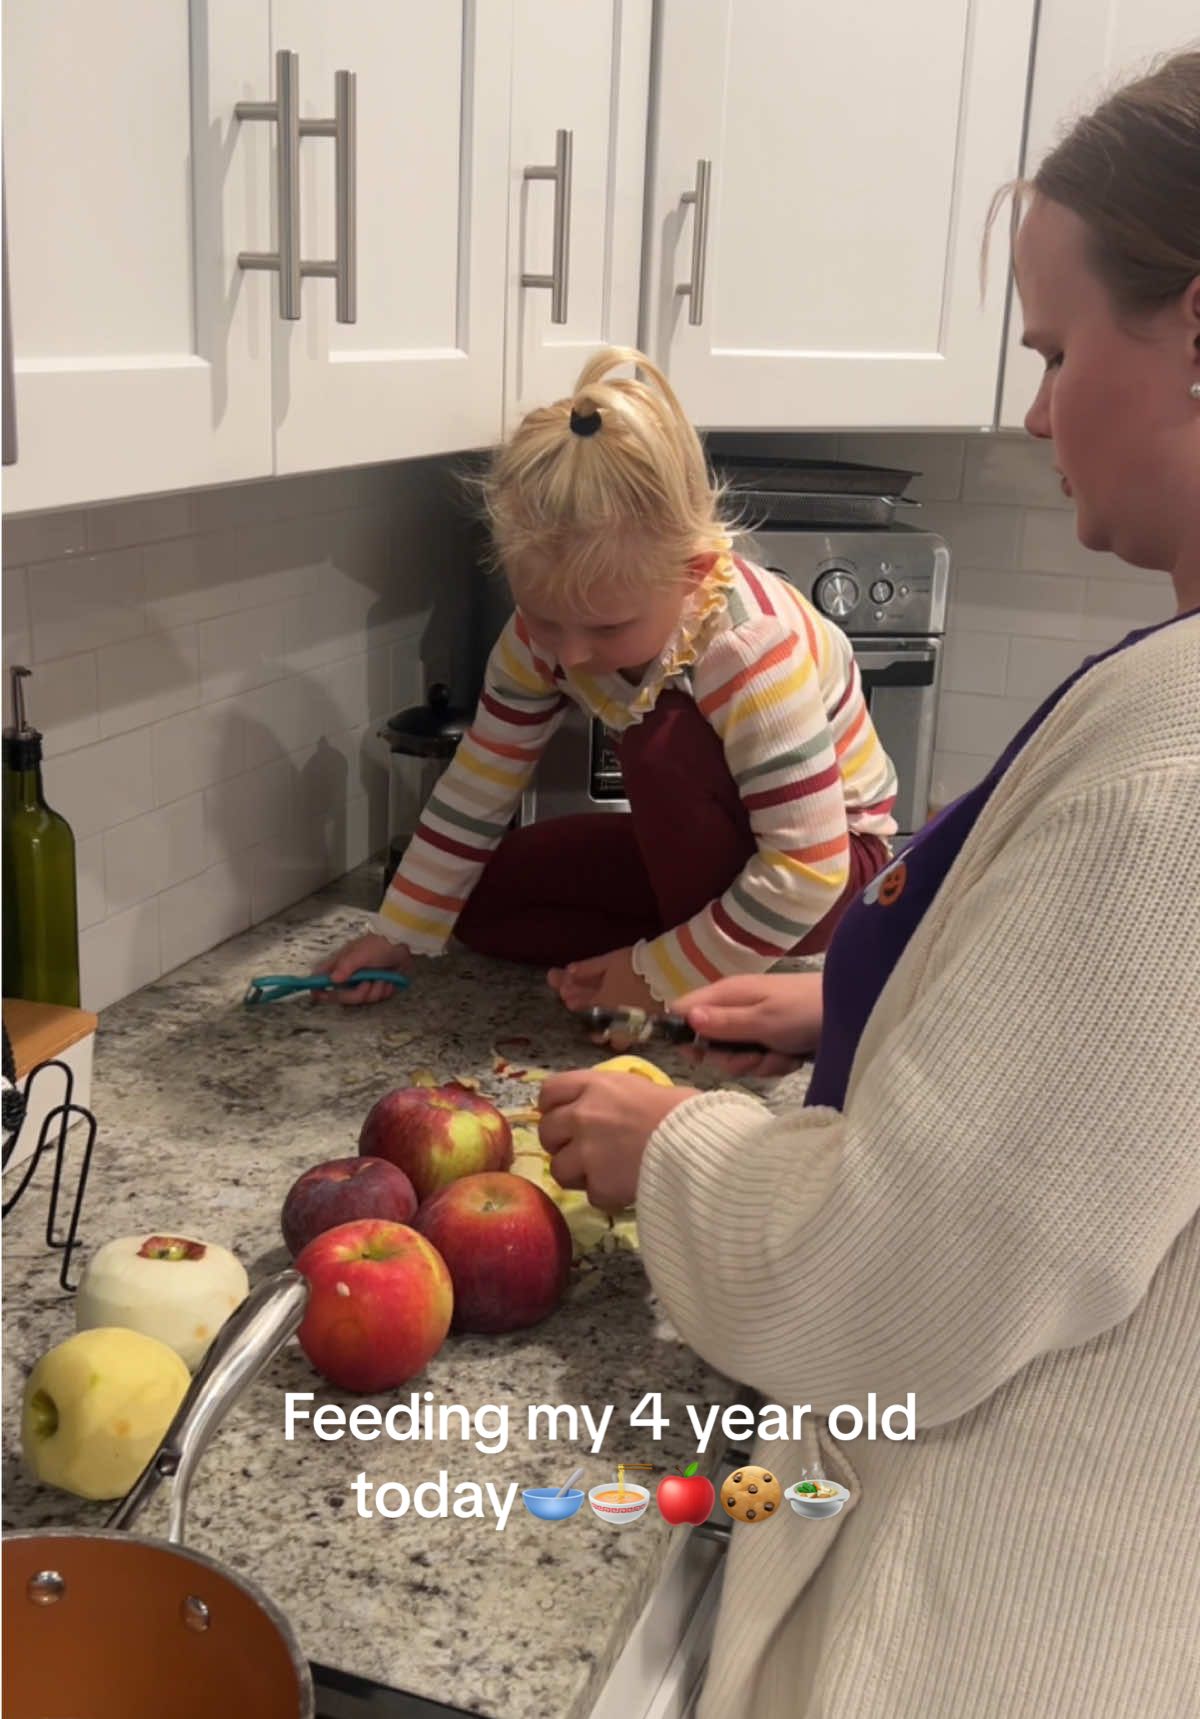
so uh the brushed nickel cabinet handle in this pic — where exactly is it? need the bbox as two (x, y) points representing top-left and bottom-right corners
(677, 158), (712, 327)
(522, 128), (573, 325)
(237, 50), (358, 324)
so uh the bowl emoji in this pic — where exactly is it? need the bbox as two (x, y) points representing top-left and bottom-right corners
(788, 1478), (849, 1520)
(522, 1486), (585, 1521)
(588, 1482), (650, 1525)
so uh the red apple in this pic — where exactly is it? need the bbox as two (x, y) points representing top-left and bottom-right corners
(294, 1219), (452, 1393)
(281, 1156), (418, 1258)
(656, 1462), (716, 1526)
(359, 1084), (512, 1202)
(411, 1172), (571, 1334)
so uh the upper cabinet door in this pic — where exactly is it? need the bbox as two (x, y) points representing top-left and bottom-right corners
(999, 0), (1199, 428)
(643, 0), (1036, 431)
(2, 1), (273, 513)
(504, 0), (652, 425)
(269, 2), (513, 475)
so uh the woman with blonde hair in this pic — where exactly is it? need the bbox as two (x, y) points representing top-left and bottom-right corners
(538, 48), (1200, 1718)
(319, 349), (896, 1011)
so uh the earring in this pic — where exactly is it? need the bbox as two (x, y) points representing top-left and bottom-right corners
(1192, 382), (1200, 399)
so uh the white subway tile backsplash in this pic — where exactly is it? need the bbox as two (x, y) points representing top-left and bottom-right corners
(234, 513), (330, 611)
(3, 510), (88, 567)
(951, 568), (1086, 639)
(143, 531), (243, 628)
(6, 458), (476, 1012)
(3, 567), (32, 677)
(97, 626), (201, 738)
(239, 675), (322, 769)
(158, 859), (253, 975)
(249, 840), (329, 926)
(1081, 575), (1176, 645)
(198, 603), (286, 703)
(929, 750), (992, 812)
(937, 693), (1032, 760)
(32, 651), (100, 756)
(1004, 636), (1091, 702)
(29, 548), (146, 661)
(962, 436), (1070, 510)
(86, 493), (193, 554)
(205, 759), (292, 862)
(103, 795), (208, 914)
(941, 630), (1009, 697)
(917, 503), (1023, 570)
(152, 701), (246, 804)
(1019, 509), (1127, 580)
(43, 728), (155, 839)
(80, 898), (161, 1012)
(76, 834), (107, 931)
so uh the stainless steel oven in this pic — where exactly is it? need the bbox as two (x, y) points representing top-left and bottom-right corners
(518, 526), (949, 843)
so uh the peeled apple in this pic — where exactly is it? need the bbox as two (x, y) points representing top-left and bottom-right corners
(23, 1327), (190, 1501)
(76, 1233), (249, 1371)
(594, 1054), (674, 1086)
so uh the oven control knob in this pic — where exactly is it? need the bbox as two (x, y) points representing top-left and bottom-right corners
(870, 578), (895, 604)
(814, 569), (860, 619)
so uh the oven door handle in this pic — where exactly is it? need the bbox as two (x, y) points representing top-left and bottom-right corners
(854, 645), (938, 688)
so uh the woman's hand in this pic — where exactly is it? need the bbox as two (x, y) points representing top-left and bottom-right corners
(547, 947), (659, 1016)
(537, 1070), (698, 1211)
(675, 972), (824, 1077)
(311, 932), (412, 1006)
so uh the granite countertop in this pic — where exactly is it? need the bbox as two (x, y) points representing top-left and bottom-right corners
(1, 864), (758, 1719)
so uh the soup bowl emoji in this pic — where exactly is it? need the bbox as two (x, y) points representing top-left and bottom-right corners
(588, 1482), (651, 1525)
(788, 1478), (849, 1520)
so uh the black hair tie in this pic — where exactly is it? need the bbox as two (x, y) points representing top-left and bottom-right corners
(569, 406), (602, 437)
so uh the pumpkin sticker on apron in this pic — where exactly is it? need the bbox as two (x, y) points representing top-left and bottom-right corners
(863, 857), (907, 908)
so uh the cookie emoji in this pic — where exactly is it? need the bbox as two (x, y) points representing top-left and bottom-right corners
(720, 1465), (782, 1524)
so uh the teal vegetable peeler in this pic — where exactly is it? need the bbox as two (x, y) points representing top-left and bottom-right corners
(243, 970), (410, 1005)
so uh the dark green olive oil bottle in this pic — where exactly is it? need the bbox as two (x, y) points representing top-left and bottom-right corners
(3, 666), (80, 1006)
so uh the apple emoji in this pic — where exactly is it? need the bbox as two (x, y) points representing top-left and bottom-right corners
(412, 1171), (572, 1334)
(656, 1461), (716, 1526)
(281, 1156), (418, 1257)
(359, 1083), (513, 1202)
(22, 1326), (191, 1500)
(294, 1218), (452, 1393)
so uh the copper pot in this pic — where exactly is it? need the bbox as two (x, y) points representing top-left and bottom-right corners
(3, 1271), (314, 1718)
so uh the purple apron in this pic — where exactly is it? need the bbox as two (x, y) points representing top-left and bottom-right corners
(806, 612), (1192, 1110)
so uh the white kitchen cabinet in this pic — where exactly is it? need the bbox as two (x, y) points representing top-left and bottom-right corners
(999, 0), (1200, 428)
(642, 0), (1037, 431)
(2, 1), (513, 512)
(270, 1), (513, 473)
(504, 0), (652, 425)
(1, 1), (275, 513)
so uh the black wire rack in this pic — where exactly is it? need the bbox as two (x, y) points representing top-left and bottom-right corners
(2, 1035), (97, 1293)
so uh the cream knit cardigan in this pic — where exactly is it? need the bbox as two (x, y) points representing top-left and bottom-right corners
(638, 612), (1200, 1718)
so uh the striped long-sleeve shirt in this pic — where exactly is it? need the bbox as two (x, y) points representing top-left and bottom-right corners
(375, 554), (898, 1001)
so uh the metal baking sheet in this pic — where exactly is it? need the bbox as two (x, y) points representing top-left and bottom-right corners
(713, 455), (920, 497)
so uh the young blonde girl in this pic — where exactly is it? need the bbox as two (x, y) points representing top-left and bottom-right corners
(319, 349), (897, 1010)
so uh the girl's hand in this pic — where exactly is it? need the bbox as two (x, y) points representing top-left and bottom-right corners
(547, 947), (659, 1015)
(676, 972), (824, 1075)
(537, 1070), (698, 1211)
(311, 932), (412, 1006)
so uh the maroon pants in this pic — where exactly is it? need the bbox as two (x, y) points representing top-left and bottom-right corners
(455, 691), (890, 968)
